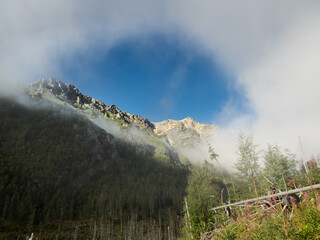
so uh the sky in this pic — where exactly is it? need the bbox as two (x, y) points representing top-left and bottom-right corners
(1, 0), (320, 167)
(57, 34), (235, 122)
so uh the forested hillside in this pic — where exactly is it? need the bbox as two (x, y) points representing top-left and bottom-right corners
(0, 98), (188, 239)
(1, 97), (319, 240)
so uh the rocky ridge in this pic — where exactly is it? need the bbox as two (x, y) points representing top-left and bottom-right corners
(27, 78), (216, 148)
(153, 117), (215, 148)
(153, 117), (214, 139)
(28, 78), (154, 129)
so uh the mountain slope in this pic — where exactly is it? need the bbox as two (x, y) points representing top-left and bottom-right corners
(28, 78), (154, 129)
(27, 78), (216, 151)
(27, 78), (184, 166)
(153, 117), (215, 148)
(0, 98), (188, 239)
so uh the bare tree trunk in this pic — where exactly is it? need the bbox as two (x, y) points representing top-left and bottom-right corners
(73, 225), (78, 240)
(252, 173), (258, 197)
(2, 194), (10, 218)
(184, 197), (193, 237)
(158, 213), (161, 240)
(99, 217), (104, 240)
(92, 221), (97, 240)
(27, 233), (34, 240)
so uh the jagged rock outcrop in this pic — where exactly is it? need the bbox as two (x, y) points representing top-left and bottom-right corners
(27, 78), (216, 149)
(28, 78), (154, 129)
(153, 117), (214, 139)
(153, 117), (216, 148)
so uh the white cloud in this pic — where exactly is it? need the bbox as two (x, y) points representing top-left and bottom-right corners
(0, 0), (169, 92)
(1, 0), (320, 168)
(206, 5), (320, 167)
(169, 65), (187, 89)
(246, 15), (320, 158)
(166, 0), (320, 167)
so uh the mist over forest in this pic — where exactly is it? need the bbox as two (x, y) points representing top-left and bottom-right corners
(1, 1), (320, 239)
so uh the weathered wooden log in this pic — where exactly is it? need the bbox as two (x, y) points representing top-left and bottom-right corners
(211, 184), (320, 211)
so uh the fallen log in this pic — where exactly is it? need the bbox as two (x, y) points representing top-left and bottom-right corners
(211, 183), (320, 211)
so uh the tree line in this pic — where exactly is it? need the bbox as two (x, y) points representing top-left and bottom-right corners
(180, 133), (320, 239)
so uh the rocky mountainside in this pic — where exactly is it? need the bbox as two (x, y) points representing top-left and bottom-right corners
(27, 78), (216, 149)
(28, 78), (154, 129)
(0, 97), (188, 239)
(153, 117), (214, 139)
(153, 117), (215, 148)
(0, 78), (216, 238)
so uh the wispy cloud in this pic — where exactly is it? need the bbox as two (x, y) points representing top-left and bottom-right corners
(0, 0), (169, 92)
(1, 0), (320, 167)
(169, 65), (187, 89)
(157, 65), (187, 117)
(168, 0), (320, 166)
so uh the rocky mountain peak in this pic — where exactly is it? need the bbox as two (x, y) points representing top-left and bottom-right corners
(29, 78), (82, 101)
(27, 78), (154, 129)
(153, 117), (214, 139)
(27, 78), (216, 149)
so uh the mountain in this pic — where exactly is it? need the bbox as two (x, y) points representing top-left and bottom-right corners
(28, 78), (154, 129)
(0, 78), (217, 238)
(0, 97), (188, 239)
(153, 117), (215, 148)
(27, 78), (215, 150)
(27, 78), (182, 165)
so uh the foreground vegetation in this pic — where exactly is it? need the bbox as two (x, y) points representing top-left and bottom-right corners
(212, 188), (320, 239)
(180, 134), (320, 239)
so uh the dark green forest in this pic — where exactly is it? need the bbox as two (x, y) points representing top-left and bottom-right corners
(1, 98), (320, 240)
(0, 98), (188, 239)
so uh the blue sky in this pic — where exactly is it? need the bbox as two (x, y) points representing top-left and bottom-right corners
(58, 34), (237, 123)
(2, 1), (320, 165)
